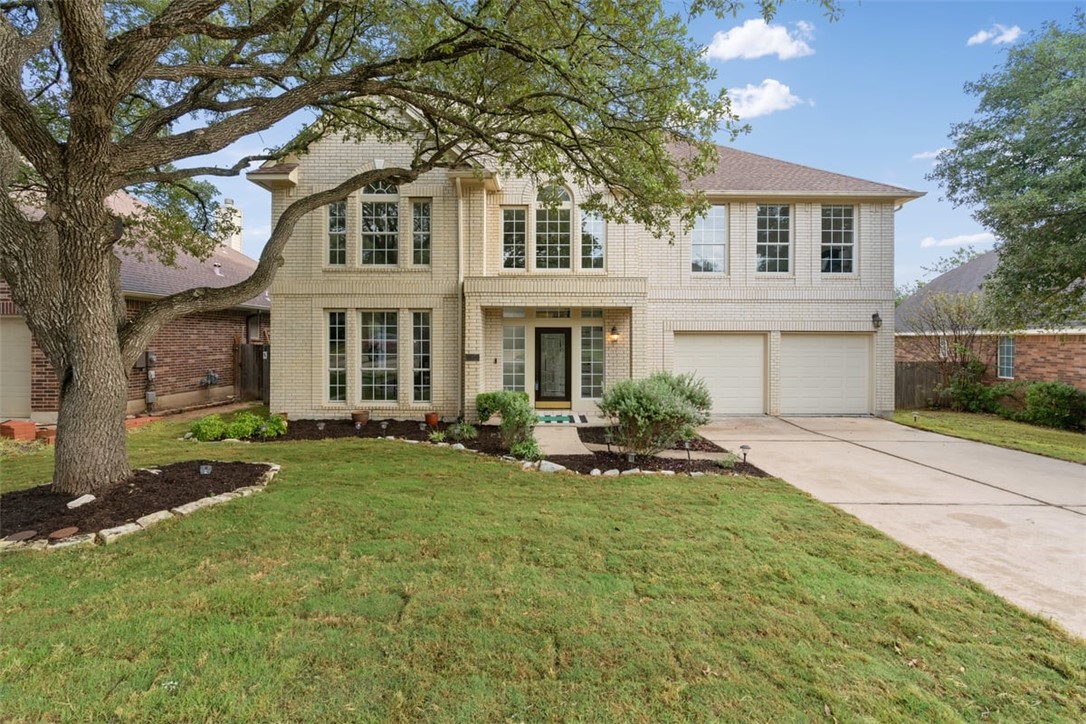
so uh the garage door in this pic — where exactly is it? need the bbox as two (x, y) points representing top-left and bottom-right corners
(780, 334), (871, 414)
(0, 317), (33, 419)
(673, 334), (765, 414)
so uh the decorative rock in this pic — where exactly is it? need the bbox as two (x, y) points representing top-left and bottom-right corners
(66, 494), (96, 509)
(690, 471), (705, 477)
(136, 510), (173, 528)
(590, 469), (602, 476)
(539, 460), (567, 474)
(403, 439), (420, 444)
(620, 468), (641, 476)
(4, 530), (37, 543)
(183, 432), (194, 439)
(50, 533), (95, 549)
(23, 540), (48, 551)
(451, 443), (465, 450)
(171, 498), (216, 516)
(436, 442), (449, 447)
(97, 523), (141, 545)
(206, 492), (240, 505)
(603, 469), (620, 477)
(521, 461), (534, 469)
(233, 486), (265, 497)
(221, 438), (242, 443)
(145, 469), (162, 475)
(659, 470), (676, 476)
(48, 526), (79, 540)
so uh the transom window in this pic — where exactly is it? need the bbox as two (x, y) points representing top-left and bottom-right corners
(328, 311), (346, 402)
(580, 212), (605, 270)
(536, 308), (571, 319)
(756, 204), (790, 273)
(535, 185), (572, 269)
(998, 336), (1015, 379)
(691, 205), (727, 273)
(412, 200), (431, 266)
(821, 205), (855, 273)
(327, 201), (346, 266)
(580, 326), (604, 398)
(413, 312), (431, 402)
(502, 208), (527, 269)
(361, 183), (399, 265)
(360, 311), (398, 401)
(503, 326), (526, 391)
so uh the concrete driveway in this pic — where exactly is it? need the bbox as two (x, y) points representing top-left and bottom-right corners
(700, 416), (1086, 639)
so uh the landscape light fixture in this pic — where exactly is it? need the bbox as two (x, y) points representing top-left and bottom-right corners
(316, 421), (325, 431)
(355, 421), (362, 430)
(199, 463), (213, 476)
(739, 445), (751, 464)
(871, 312), (882, 329)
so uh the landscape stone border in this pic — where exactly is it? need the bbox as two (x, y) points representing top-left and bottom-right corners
(0, 463), (280, 554)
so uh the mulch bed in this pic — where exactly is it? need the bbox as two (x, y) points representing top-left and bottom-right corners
(544, 452), (766, 476)
(576, 425), (726, 453)
(1, 461), (270, 542)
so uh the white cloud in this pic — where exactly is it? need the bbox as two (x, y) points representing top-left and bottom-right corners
(967, 24), (1022, 46)
(706, 19), (814, 61)
(728, 79), (805, 119)
(920, 232), (996, 248)
(911, 148), (948, 161)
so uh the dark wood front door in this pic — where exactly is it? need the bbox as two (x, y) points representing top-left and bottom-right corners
(535, 327), (572, 407)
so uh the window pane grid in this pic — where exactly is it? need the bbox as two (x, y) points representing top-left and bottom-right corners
(328, 201), (346, 266)
(580, 326), (604, 398)
(821, 205), (855, 273)
(361, 201), (398, 265)
(502, 326), (526, 391)
(581, 212), (605, 269)
(691, 205), (727, 273)
(412, 201), (431, 266)
(328, 311), (346, 402)
(413, 311), (431, 402)
(360, 311), (398, 401)
(756, 204), (790, 273)
(535, 208), (571, 268)
(998, 336), (1015, 379)
(502, 208), (526, 269)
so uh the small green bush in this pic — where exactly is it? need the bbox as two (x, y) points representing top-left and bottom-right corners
(189, 414), (227, 442)
(476, 391), (529, 422)
(428, 430), (446, 443)
(1020, 382), (1086, 430)
(510, 439), (543, 461)
(475, 391), (536, 450)
(597, 372), (712, 456)
(190, 411), (287, 441)
(255, 415), (288, 440)
(716, 453), (739, 471)
(224, 412), (264, 440)
(446, 422), (478, 442)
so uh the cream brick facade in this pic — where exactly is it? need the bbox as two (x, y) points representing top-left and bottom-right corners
(252, 137), (919, 421)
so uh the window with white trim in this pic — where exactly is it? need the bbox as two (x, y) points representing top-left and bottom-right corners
(412, 200), (431, 266)
(328, 311), (346, 402)
(502, 208), (526, 269)
(413, 311), (431, 402)
(360, 181), (398, 265)
(998, 336), (1015, 379)
(502, 326), (526, 391)
(535, 186), (572, 269)
(691, 205), (727, 273)
(756, 204), (790, 273)
(580, 326), (604, 398)
(821, 205), (855, 273)
(328, 201), (347, 266)
(360, 310), (398, 401)
(580, 211), (605, 269)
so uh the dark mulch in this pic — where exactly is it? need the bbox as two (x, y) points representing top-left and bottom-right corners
(576, 425), (726, 453)
(544, 452), (767, 476)
(271, 418), (510, 456)
(1, 461), (270, 542)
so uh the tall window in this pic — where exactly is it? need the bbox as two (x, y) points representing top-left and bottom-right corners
(756, 204), (790, 273)
(998, 336), (1016, 379)
(413, 312), (431, 402)
(328, 311), (346, 402)
(535, 186), (572, 269)
(580, 326), (604, 398)
(328, 201), (347, 266)
(502, 208), (526, 269)
(821, 205), (855, 273)
(691, 205), (727, 273)
(580, 212), (605, 270)
(502, 326), (526, 391)
(360, 311), (397, 401)
(412, 200), (431, 265)
(360, 181), (398, 265)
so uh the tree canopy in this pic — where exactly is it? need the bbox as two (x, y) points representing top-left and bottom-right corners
(930, 13), (1086, 328)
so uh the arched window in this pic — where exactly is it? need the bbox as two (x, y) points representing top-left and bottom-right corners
(360, 182), (399, 265)
(535, 185), (572, 269)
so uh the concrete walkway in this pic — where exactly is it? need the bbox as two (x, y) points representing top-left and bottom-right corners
(699, 416), (1086, 639)
(534, 425), (594, 456)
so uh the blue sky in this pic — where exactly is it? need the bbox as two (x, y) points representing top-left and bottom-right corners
(208, 0), (1081, 287)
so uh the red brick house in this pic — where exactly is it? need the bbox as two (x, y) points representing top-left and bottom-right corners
(0, 244), (270, 423)
(895, 251), (1085, 390)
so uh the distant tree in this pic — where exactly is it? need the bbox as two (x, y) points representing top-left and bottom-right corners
(898, 291), (997, 388)
(930, 14), (1086, 328)
(894, 246), (982, 307)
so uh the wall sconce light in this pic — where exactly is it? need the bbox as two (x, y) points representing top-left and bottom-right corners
(608, 326), (620, 344)
(871, 312), (882, 330)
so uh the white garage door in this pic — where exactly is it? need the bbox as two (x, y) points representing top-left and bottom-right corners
(780, 334), (871, 414)
(0, 316), (33, 419)
(673, 334), (765, 414)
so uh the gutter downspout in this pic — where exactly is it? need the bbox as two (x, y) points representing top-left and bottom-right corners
(455, 176), (465, 420)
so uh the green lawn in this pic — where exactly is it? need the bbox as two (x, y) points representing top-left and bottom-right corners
(2, 417), (1084, 721)
(894, 410), (1086, 464)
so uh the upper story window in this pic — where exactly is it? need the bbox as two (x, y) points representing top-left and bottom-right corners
(535, 185), (572, 269)
(360, 181), (398, 266)
(998, 336), (1015, 379)
(412, 200), (431, 266)
(502, 208), (527, 269)
(580, 211), (605, 270)
(756, 204), (790, 273)
(821, 205), (855, 274)
(691, 205), (727, 273)
(328, 201), (347, 266)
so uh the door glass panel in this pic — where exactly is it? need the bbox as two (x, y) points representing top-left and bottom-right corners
(539, 332), (567, 398)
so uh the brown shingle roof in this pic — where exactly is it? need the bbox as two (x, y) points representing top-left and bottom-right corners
(118, 244), (270, 311)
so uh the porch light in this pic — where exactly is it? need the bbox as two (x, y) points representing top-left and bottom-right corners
(608, 326), (620, 344)
(871, 312), (882, 329)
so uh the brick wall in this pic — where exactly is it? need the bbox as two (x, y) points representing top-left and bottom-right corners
(896, 333), (1085, 390)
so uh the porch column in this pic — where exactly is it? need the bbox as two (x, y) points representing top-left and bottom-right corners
(462, 300), (484, 421)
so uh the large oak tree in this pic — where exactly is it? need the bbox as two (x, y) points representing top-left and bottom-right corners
(0, 0), (834, 494)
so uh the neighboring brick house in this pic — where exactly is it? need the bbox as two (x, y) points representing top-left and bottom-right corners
(895, 251), (1086, 391)
(248, 138), (922, 421)
(0, 244), (271, 423)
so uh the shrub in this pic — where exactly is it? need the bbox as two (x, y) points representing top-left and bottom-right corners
(224, 412), (264, 440)
(499, 394), (536, 449)
(1020, 382), (1086, 430)
(428, 430), (446, 443)
(446, 422), (478, 442)
(190, 411), (287, 441)
(716, 453), (739, 471)
(189, 414), (227, 442)
(510, 439), (543, 461)
(476, 391), (529, 422)
(597, 372), (712, 456)
(255, 414), (288, 440)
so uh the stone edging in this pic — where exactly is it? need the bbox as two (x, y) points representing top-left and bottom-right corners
(1, 463), (281, 554)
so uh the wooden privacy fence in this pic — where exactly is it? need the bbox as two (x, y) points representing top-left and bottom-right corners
(238, 343), (270, 404)
(895, 361), (944, 409)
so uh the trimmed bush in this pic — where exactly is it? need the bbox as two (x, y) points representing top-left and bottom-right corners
(476, 391), (529, 422)
(510, 439), (543, 461)
(189, 411), (288, 441)
(597, 372), (712, 456)
(1020, 382), (1086, 430)
(446, 422), (478, 442)
(256, 415), (288, 440)
(224, 412), (264, 440)
(189, 414), (227, 442)
(498, 394), (536, 449)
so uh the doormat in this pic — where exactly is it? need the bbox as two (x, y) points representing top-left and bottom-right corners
(536, 414), (588, 424)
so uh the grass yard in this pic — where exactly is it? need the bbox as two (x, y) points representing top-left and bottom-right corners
(894, 410), (1086, 464)
(2, 416), (1084, 721)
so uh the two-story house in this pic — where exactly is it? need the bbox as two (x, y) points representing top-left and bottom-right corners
(248, 138), (921, 421)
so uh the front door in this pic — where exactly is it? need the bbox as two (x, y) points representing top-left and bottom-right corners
(535, 327), (572, 408)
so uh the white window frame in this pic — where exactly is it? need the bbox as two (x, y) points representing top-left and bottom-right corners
(580, 325), (605, 398)
(502, 207), (527, 270)
(412, 200), (431, 266)
(327, 201), (347, 266)
(756, 203), (791, 273)
(359, 310), (398, 402)
(691, 205), (727, 274)
(997, 336), (1016, 379)
(821, 205), (856, 274)
(360, 182), (399, 266)
(580, 211), (605, 270)
(412, 311), (431, 402)
(502, 326), (526, 392)
(327, 310), (347, 403)
(535, 185), (572, 270)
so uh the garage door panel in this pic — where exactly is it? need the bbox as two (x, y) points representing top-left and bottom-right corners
(781, 334), (871, 414)
(0, 317), (33, 419)
(674, 334), (765, 414)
